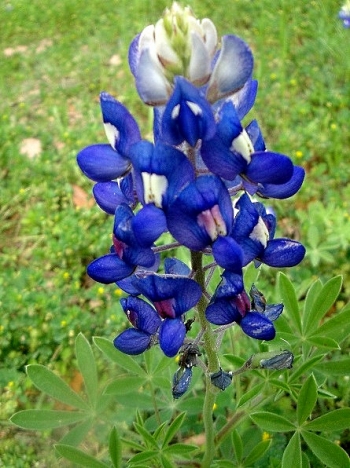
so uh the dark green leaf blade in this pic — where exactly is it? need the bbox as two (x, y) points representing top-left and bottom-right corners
(305, 408), (350, 432)
(297, 374), (317, 426)
(278, 273), (302, 334)
(93, 337), (145, 375)
(282, 432), (301, 468)
(109, 426), (122, 468)
(162, 412), (186, 448)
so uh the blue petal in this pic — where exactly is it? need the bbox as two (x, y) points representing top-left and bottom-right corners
(159, 318), (186, 357)
(132, 204), (167, 247)
(212, 236), (243, 273)
(164, 258), (191, 276)
(246, 152), (294, 185)
(100, 92), (141, 155)
(257, 166), (305, 199)
(229, 79), (258, 120)
(206, 298), (241, 325)
(246, 119), (266, 151)
(213, 270), (244, 299)
(120, 296), (161, 334)
(207, 35), (254, 103)
(93, 182), (128, 215)
(240, 312), (275, 340)
(87, 254), (134, 283)
(114, 328), (151, 355)
(210, 369), (233, 390)
(261, 239), (306, 267)
(77, 144), (130, 182)
(161, 77), (216, 146)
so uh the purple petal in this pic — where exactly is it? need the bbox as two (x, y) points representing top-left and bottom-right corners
(246, 152), (294, 185)
(261, 239), (306, 267)
(159, 318), (186, 357)
(246, 119), (266, 151)
(93, 182), (128, 215)
(263, 303), (284, 322)
(77, 144), (130, 182)
(114, 328), (152, 355)
(207, 35), (254, 103)
(87, 254), (134, 283)
(164, 258), (191, 276)
(228, 79), (258, 120)
(240, 312), (275, 340)
(172, 367), (193, 399)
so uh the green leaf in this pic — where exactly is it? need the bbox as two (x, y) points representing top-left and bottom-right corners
(59, 418), (93, 446)
(128, 451), (158, 464)
(237, 383), (264, 408)
(10, 409), (87, 430)
(306, 336), (340, 350)
(163, 443), (198, 455)
(312, 306), (350, 342)
(278, 273), (302, 334)
(109, 426), (122, 468)
(289, 355), (325, 383)
(244, 440), (271, 466)
(93, 337), (145, 375)
(297, 374), (317, 426)
(250, 412), (296, 432)
(133, 423), (159, 450)
(104, 376), (145, 395)
(231, 430), (243, 463)
(305, 408), (350, 432)
(315, 358), (350, 376)
(301, 432), (350, 468)
(76, 333), (98, 407)
(303, 276), (342, 335)
(55, 444), (109, 467)
(268, 379), (292, 393)
(162, 412), (186, 448)
(26, 364), (89, 410)
(160, 454), (175, 468)
(282, 432), (301, 468)
(303, 279), (322, 319)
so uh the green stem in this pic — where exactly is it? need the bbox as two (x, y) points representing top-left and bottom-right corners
(191, 250), (219, 467)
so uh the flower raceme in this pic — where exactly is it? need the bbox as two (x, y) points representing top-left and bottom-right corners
(77, 3), (305, 396)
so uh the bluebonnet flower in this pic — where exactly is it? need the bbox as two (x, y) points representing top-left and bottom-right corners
(131, 273), (202, 357)
(87, 203), (158, 284)
(114, 296), (161, 355)
(172, 367), (193, 399)
(339, 1), (350, 28)
(210, 369), (233, 391)
(77, 92), (140, 214)
(206, 278), (283, 341)
(231, 193), (306, 267)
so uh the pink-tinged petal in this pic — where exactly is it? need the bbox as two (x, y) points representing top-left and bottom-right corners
(207, 35), (254, 103)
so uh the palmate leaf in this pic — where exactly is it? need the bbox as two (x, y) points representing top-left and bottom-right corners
(301, 432), (350, 468)
(10, 409), (87, 430)
(55, 444), (109, 468)
(75, 333), (98, 407)
(162, 412), (186, 448)
(26, 364), (89, 410)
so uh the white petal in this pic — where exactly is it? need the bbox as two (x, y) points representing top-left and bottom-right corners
(231, 129), (254, 163)
(103, 123), (119, 150)
(201, 18), (218, 57)
(188, 32), (211, 85)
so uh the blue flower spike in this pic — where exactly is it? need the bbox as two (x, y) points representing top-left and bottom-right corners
(77, 3), (305, 396)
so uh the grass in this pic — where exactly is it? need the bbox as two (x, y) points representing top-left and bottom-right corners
(0, 0), (349, 465)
